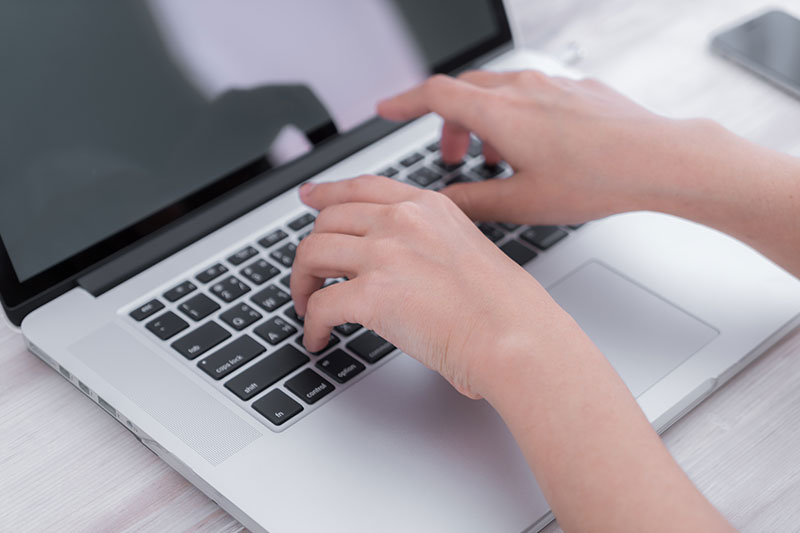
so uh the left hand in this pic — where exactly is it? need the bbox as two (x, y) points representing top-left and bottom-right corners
(290, 175), (568, 398)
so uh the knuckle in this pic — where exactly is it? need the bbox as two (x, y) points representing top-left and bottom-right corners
(358, 173), (381, 183)
(313, 206), (333, 230)
(389, 200), (423, 224)
(425, 74), (453, 96)
(294, 233), (320, 262)
(419, 189), (449, 209)
(306, 289), (326, 313)
(516, 69), (547, 86)
(356, 173), (388, 190)
(580, 76), (604, 88)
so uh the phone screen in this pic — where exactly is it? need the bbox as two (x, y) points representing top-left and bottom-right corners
(713, 10), (800, 88)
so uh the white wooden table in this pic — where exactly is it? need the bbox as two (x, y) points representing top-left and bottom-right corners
(2, 1), (800, 531)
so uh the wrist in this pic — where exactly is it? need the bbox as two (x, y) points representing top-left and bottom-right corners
(643, 119), (800, 270)
(644, 118), (787, 222)
(468, 299), (586, 407)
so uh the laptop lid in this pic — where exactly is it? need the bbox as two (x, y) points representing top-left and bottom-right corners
(0, 0), (513, 325)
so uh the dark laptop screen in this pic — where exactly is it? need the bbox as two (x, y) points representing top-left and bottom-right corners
(0, 0), (510, 310)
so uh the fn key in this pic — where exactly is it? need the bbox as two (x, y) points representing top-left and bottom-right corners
(252, 389), (303, 426)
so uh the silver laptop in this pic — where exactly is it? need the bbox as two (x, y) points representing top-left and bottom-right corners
(2, 1), (799, 531)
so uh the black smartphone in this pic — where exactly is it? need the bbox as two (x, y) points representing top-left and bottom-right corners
(711, 9), (800, 99)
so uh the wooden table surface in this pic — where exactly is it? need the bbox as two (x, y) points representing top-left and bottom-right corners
(3, 1), (800, 531)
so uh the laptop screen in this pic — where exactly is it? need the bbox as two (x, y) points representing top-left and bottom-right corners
(0, 0), (511, 311)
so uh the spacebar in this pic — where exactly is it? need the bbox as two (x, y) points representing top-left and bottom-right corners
(225, 345), (309, 401)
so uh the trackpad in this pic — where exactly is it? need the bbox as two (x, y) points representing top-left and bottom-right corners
(547, 261), (718, 397)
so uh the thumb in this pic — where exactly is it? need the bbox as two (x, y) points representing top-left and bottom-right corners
(440, 178), (520, 222)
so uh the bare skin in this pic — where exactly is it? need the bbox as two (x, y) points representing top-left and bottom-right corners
(290, 71), (800, 532)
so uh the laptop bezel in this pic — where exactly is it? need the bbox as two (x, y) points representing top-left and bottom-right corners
(0, 0), (513, 325)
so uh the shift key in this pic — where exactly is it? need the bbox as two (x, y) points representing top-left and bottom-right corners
(225, 344), (309, 401)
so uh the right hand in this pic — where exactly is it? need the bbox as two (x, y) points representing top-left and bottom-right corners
(378, 70), (714, 226)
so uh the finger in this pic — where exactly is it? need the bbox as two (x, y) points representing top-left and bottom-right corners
(482, 142), (503, 166)
(312, 202), (388, 237)
(440, 178), (520, 222)
(299, 175), (418, 211)
(291, 233), (365, 316)
(440, 121), (471, 163)
(302, 279), (364, 352)
(437, 71), (517, 162)
(457, 69), (520, 88)
(377, 75), (491, 136)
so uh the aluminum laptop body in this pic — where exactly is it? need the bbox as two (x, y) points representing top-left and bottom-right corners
(3, 2), (799, 532)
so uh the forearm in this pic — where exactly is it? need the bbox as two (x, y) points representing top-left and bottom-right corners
(645, 119), (800, 277)
(479, 311), (733, 532)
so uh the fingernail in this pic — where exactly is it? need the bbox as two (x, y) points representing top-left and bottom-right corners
(299, 182), (315, 198)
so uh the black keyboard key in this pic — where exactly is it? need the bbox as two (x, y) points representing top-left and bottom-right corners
(254, 316), (297, 345)
(347, 331), (395, 364)
(241, 259), (279, 285)
(258, 229), (288, 249)
(220, 303), (262, 331)
(225, 344), (309, 401)
(400, 152), (424, 167)
(130, 299), (164, 321)
(500, 240), (538, 266)
(568, 223), (585, 230)
(280, 273), (292, 290)
(270, 243), (297, 268)
(425, 140), (440, 152)
(198, 335), (265, 380)
(467, 138), (482, 157)
(296, 333), (339, 355)
(499, 222), (520, 232)
(227, 246), (258, 266)
(520, 226), (568, 250)
(472, 163), (506, 180)
(284, 306), (305, 325)
(251, 285), (291, 313)
(146, 311), (189, 340)
(163, 280), (196, 302)
(288, 212), (316, 231)
(446, 172), (474, 185)
(196, 263), (228, 283)
(433, 157), (465, 172)
(298, 230), (312, 242)
(285, 369), (334, 405)
(317, 349), (365, 384)
(252, 389), (303, 426)
(378, 167), (399, 178)
(334, 323), (362, 336)
(478, 223), (505, 243)
(179, 293), (221, 321)
(407, 166), (442, 187)
(171, 321), (231, 360)
(210, 276), (250, 303)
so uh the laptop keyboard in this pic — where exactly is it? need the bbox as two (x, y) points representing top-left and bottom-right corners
(126, 137), (586, 432)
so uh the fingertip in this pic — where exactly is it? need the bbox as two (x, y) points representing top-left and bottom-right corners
(303, 330), (328, 354)
(299, 181), (315, 202)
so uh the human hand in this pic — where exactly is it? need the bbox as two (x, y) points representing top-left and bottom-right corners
(290, 175), (571, 399)
(378, 70), (711, 226)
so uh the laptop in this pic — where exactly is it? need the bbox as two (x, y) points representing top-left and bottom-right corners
(2, 1), (799, 531)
